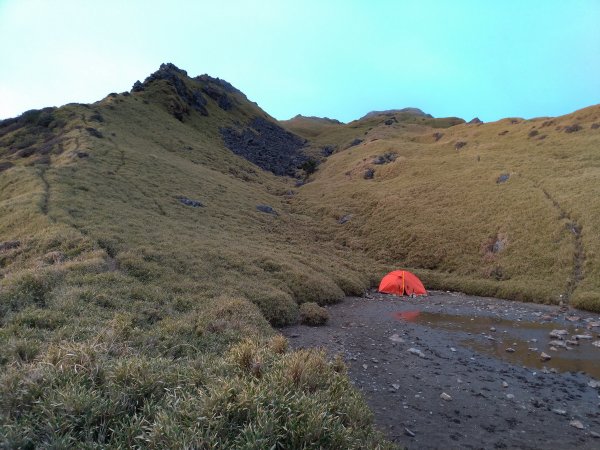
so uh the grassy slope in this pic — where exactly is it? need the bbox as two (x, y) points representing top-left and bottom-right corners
(0, 72), (389, 447)
(291, 106), (600, 310)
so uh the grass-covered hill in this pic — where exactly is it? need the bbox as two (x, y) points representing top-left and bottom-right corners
(0, 61), (598, 447)
(289, 105), (600, 310)
(0, 64), (389, 448)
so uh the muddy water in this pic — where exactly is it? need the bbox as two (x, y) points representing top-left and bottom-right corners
(395, 311), (600, 379)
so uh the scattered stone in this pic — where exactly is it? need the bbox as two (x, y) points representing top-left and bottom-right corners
(540, 352), (551, 361)
(338, 214), (352, 224)
(564, 124), (582, 133)
(389, 334), (404, 343)
(176, 196), (204, 207)
(363, 168), (375, 180)
(490, 327), (496, 332)
(550, 346), (558, 352)
(587, 321), (600, 327)
(372, 152), (397, 165)
(549, 329), (568, 339)
(450, 347), (456, 352)
(591, 341), (600, 348)
(552, 409), (567, 415)
(549, 340), (567, 348)
(506, 394), (515, 400)
(440, 392), (452, 401)
(566, 340), (579, 346)
(591, 431), (600, 438)
(502, 381), (509, 388)
(570, 420), (584, 429)
(541, 315), (553, 321)
(404, 427), (415, 437)
(347, 138), (363, 148)
(574, 334), (593, 340)
(362, 364), (368, 370)
(496, 173), (510, 184)
(505, 347), (515, 353)
(256, 204), (278, 215)
(566, 316), (581, 322)
(408, 348), (425, 358)
(454, 141), (467, 150)
(588, 380), (600, 388)
(0, 240), (21, 252)
(391, 383), (400, 390)
(528, 347), (538, 352)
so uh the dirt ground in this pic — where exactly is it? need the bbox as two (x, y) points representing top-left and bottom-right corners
(282, 291), (600, 449)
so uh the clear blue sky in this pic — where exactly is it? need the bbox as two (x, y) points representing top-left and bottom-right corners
(1, 0), (599, 122)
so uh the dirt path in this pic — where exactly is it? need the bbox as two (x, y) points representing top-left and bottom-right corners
(282, 291), (600, 449)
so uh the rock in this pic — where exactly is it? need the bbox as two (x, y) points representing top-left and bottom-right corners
(587, 321), (600, 327)
(592, 341), (600, 347)
(256, 204), (278, 215)
(338, 214), (352, 224)
(440, 392), (452, 401)
(404, 427), (415, 437)
(86, 127), (103, 138)
(389, 334), (404, 343)
(549, 329), (568, 339)
(490, 327), (496, 332)
(574, 334), (593, 340)
(220, 117), (307, 176)
(0, 240), (21, 252)
(552, 409), (567, 415)
(502, 381), (509, 388)
(454, 141), (467, 150)
(176, 196), (204, 207)
(320, 145), (335, 156)
(570, 420), (584, 429)
(450, 347), (456, 352)
(131, 80), (144, 92)
(550, 346), (558, 352)
(506, 394), (515, 400)
(496, 173), (510, 184)
(0, 161), (15, 172)
(564, 124), (582, 133)
(540, 352), (551, 361)
(541, 315), (553, 321)
(549, 340), (567, 348)
(566, 340), (579, 346)
(566, 316), (581, 322)
(76, 151), (89, 158)
(391, 383), (400, 390)
(408, 348), (425, 358)
(588, 380), (600, 388)
(363, 168), (375, 180)
(506, 347), (515, 353)
(347, 138), (363, 148)
(362, 364), (368, 370)
(469, 117), (483, 124)
(591, 431), (600, 438)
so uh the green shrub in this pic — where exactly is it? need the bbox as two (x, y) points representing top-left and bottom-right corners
(299, 302), (329, 326)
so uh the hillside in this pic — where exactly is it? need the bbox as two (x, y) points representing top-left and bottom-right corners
(0, 64), (389, 448)
(0, 62), (599, 447)
(289, 105), (600, 310)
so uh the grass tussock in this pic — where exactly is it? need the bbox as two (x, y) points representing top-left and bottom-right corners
(299, 302), (330, 325)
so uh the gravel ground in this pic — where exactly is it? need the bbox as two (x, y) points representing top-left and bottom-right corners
(282, 291), (600, 449)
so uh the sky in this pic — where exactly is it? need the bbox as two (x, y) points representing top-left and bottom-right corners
(1, 0), (599, 123)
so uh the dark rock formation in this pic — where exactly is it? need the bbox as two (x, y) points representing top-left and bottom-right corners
(141, 63), (208, 117)
(220, 117), (308, 176)
(373, 152), (397, 165)
(455, 141), (467, 150)
(564, 124), (582, 133)
(0, 162), (14, 172)
(347, 139), (363, 149)
(176, 196), (204, 207)
(364, 168), (375, 179)
(497, 173), (510, 184)
(131, 80), (144, 92)
(591, 123), (599, 129)
(338, 214), (352, 224)
(469, 117), (483, 124)
(86, 127), (103, 138)
(256, 204), (278, 215)
(321, 145), (335, 157)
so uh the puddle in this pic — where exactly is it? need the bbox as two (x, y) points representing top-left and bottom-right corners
(395, 311), (600, 379)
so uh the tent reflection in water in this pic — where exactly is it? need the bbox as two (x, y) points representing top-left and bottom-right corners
(378, 270), (427, 297)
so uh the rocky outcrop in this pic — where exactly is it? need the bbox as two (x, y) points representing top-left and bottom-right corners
(220, 117), (308, 176)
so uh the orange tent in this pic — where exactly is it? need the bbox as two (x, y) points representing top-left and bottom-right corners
(378, 270), (427, 296)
